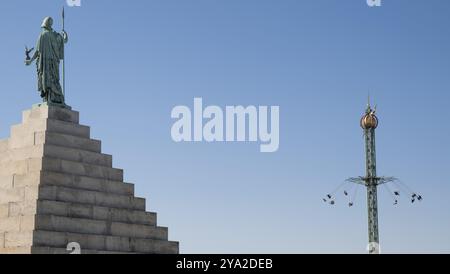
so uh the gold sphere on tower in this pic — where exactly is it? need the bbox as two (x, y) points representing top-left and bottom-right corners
(360, 105), (378, 129)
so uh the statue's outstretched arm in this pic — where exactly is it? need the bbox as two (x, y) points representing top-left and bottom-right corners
(30, 50), (38, 62)
(25, 50), (38, 66)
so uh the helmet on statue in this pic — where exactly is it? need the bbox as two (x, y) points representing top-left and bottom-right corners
(41, 17), (54, 29)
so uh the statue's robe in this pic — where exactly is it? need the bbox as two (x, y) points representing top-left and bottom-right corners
(35, 27), (65, 104)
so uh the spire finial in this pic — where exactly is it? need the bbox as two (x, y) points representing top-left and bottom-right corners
(366, 92), (372, 113)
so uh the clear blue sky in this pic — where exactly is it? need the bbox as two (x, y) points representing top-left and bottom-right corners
(0, 0), (449, 253)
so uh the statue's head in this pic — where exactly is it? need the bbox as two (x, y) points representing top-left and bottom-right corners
(41, 17), (54, 29)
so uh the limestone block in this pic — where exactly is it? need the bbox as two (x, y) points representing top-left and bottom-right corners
(33, 132), (46, 146)
(36, 200), (69, 217)
(36, 200), (156, 225)
(71, 174), (133, 195)
(0, 188), (25, 203)
(0, 146), (44, 164)
(0, 247), (32, 254)
(0, 204), (9, 218)
(65, 202), (91, 218)
(0, 159), (43, 176)
(0, 217), (21, 232)
(23, 105), (79, 124)
(35, 214), (166, 240)
(27, 158), (43, 173)
(40, 171), (72, 186)
(33, 229), (178, 254)
(0, 186), (38, 212)
(44, 145), (112, 167)
(20, 215), (37, 231)
(12, 172), (41, 188)
(0, 175), (13, 189)
(39, 186), (94, 205)
(4, 231), (33, 248)
(92, 207), (156, 226)
(38, 186), (145, 210)
(0, 160), (28, 176)
(9, 127), (35, 149)
(31, 247), (70, 254)
(41, 132), (101, 153)
(42, 158), (123, 181)
(40, 171), (133, 195)
(0, 216), (35, 232)
(46, 119), (90, 138)
(31, 246), (137, 254)
(130, 238), (179, 254)
(24, 186), (40, 201)
(105, 235), (130, 251)
(33, 230), (105, 251)
(48, 107), (80, 123)
(32, 230), (73, 248)
(0, 232), (4, 248)
(12, 120), (47, 137)
(34, 214), (164, 240)
(110, 222), (168, 240)
(93, 190), (145, 210)
(8, 200), (38, 217)
(36, 215), (108, 235)
(9, 120), (52, 149)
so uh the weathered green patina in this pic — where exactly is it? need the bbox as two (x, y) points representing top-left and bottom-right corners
(26, 16), (68, 108)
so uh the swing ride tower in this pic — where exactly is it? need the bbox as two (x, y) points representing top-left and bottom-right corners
(360, 102), (380, 254)
(325, 100), (423, 254)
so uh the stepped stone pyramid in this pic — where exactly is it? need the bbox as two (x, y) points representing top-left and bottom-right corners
(0, 105), (179, 254)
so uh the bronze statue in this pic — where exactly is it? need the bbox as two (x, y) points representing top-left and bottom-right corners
(25, 15), (68, 106)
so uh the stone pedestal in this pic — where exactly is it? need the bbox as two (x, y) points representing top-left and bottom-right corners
(0, 105), (179, 254)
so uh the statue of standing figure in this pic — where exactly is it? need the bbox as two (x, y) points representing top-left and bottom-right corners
(25, 16), (68, 106)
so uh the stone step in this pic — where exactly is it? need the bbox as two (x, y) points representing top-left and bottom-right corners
(0, 158), (40, 176)
(39, 185), (146, 211)
(0, 213), (163, 239)
(0, 216), (34, 232)
(2, 231), (33, 248)
(34, 214), (168, 240)
(11, 119), (90, 144)
(12, 171), (134, 196)
(0, 145), (43, 164)
(38, 131), (101, 153)
(0, 187), (26, 204)
(31, 230), (179, 254)
(0, 143), (111, 167)
(1, 234), (133, 254)
(44, 144), (112, 167)
(0, 246), (138, 254)
(23, 106), (79, 124)
(36, 200), (156, 226)
(1, 199), (156, 226)
(46, 119), (90, 138)
(31, 247), (139, 254)
(42, 157), (123, 181)
(1, 199), (37, 217)
(0, 247), (32, 254)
